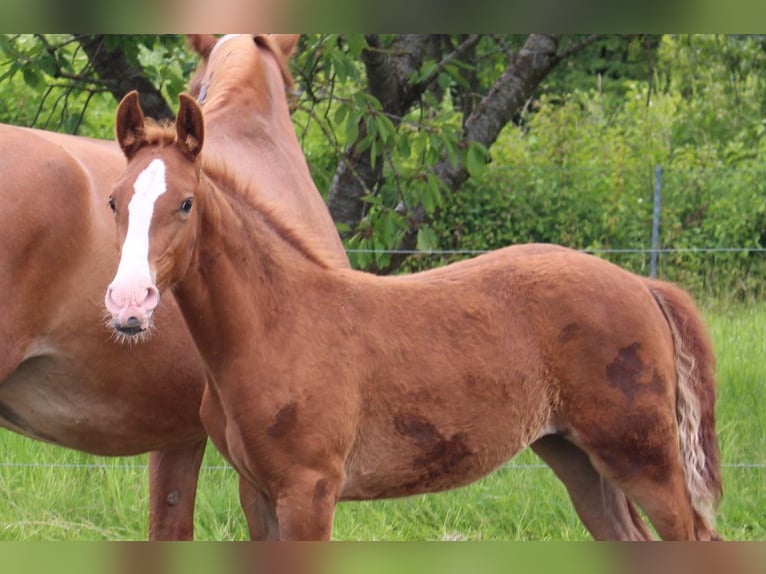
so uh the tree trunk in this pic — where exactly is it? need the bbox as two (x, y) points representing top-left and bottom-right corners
(74, 35), (174, 121)
(327, 34), (433, 231)
(382, 35), (565, 271)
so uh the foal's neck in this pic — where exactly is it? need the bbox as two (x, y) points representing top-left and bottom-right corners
(173, 176), (322, 368)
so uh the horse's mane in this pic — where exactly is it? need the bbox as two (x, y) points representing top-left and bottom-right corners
(253, 35), (295, 90)
(202, 155), (332, 270)
(189, 35), (295, 104)
(134, 123), (332, 270)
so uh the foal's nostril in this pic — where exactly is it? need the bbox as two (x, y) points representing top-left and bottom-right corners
(143, 285), (160, 310)
(105, 286), (121, 314)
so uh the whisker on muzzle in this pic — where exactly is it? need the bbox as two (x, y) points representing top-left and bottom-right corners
(103, 310), (155, 346)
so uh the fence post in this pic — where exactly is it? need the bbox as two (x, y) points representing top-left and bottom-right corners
(650, 165), (662, 278)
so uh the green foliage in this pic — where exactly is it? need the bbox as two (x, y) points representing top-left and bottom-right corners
(293, 35), (508, 271)
(544, 35), (660, 102)
(133, 35), (197, 107)
(0, 34), (191, 137)
(431, 35), (766, 299)
(2, 34), (766, 295)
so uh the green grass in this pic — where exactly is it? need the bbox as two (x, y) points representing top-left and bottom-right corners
(0, 304), (763, 541)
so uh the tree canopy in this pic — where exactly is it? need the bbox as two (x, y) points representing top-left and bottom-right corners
(2, 34), (765, 296)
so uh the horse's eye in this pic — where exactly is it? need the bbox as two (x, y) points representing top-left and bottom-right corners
(180, 198), (193, 214)
(107, 196), (116, 213)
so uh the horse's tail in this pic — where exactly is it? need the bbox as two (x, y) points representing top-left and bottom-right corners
(647, 279), (722, 533)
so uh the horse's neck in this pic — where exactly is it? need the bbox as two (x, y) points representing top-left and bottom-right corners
(199, 62), (348, 268)
(202, 50), (304, 187)
(204, 100), (315, 194)
(174, 177), (320, 369)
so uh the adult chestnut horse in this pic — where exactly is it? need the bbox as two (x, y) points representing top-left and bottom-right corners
(104, 92), (722, 540)
(0, 124), (206, 539)
(0, 34), (344, 539)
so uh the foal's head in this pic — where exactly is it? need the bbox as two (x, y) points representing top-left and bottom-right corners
(186, 34), (299, 110)
(104, 91), (205, 339)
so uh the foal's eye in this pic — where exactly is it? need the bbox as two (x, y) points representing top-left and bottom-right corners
(179, 198), (193, 214)
(107, 196), (116, 212)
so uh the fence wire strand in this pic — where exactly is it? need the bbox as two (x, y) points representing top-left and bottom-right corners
(345, 247), (766, 255)
(0, 461), (761, 471)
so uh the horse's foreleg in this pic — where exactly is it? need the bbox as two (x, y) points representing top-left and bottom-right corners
(531, 435), (654, 540)
(273, 470), (342, 540)
(239, 476), (279, 540)
(147, 439), (207, 540)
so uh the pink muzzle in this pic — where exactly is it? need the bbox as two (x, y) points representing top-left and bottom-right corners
(105, 281), (160, 334)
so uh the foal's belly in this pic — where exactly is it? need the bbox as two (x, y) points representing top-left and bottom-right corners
(340, 438), (527, 501)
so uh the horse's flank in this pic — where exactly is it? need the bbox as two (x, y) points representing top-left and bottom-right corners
(0, 123), (210, 540)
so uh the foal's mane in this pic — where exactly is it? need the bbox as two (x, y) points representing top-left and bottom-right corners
(138, 124), (332, 270)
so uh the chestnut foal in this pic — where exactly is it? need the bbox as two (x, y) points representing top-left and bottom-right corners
(104, 93), (721, 540)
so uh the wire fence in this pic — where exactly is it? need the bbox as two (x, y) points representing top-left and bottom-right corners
(346, 247), (766, 255)
(2, 167), (764, 474)
(0, 461), (762, 471)
(370, 163), (766, 298)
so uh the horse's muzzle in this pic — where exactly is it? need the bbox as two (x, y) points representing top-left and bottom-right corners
(112, 315), (148, 336)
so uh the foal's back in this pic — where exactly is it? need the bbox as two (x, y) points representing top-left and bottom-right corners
(264, 244), (677, 502)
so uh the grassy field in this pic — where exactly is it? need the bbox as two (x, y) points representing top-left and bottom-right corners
(0, 303), (763, 541)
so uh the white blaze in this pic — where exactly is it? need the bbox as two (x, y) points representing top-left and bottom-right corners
(112, 159), (167, 288)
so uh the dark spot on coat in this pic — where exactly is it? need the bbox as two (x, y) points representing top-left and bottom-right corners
(606, 343), (644, 401)
(267, 401), (298, 438)
(394, 414), (473, 487)
(166, 489), (181, 506)
(394, 414), (441, 448)
(649, 371), (667, 394)
(313, 478), (329, 511)
(558, 322), (581, 344)
(414, 431), (472, 484)
(590, 411), (673, 485)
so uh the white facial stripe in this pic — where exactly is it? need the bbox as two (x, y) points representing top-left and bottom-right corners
(113, 159), (167, 287)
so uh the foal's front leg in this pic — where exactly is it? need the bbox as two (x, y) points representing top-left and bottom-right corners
(273, 469), (343, 540)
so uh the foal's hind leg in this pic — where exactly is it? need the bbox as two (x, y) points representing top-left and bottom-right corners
(531, 435), (653, 540)
(147, 439), (207, 540)
(577, 413), (698, 540)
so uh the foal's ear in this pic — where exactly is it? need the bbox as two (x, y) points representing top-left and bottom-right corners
(271, 34), (300, 58)
(176, 93), (204, 160)
(187, 35), (217, 59)
(115, 90), (146, 161)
